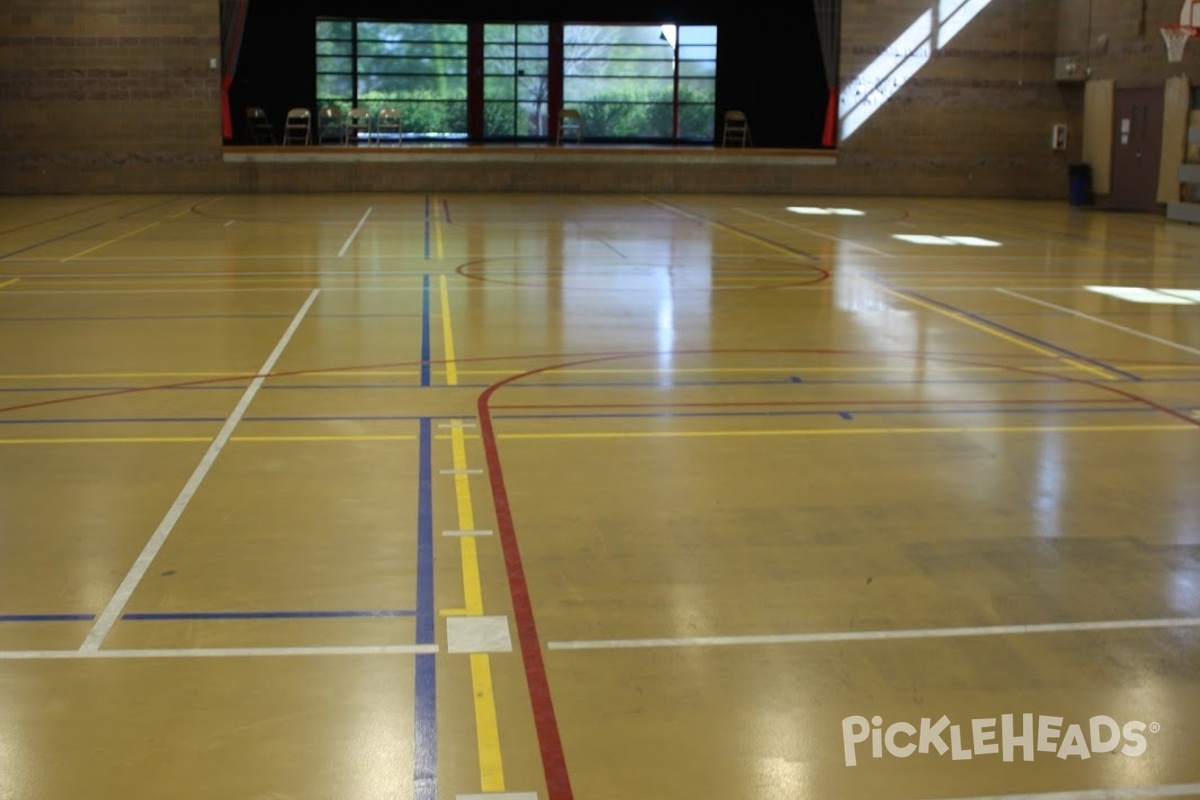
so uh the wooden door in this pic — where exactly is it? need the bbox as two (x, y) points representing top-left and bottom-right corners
(1108, 85), (1164, 211)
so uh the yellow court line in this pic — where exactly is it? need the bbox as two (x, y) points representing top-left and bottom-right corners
(862, 277), (1122, 381)
(471, 651), (506, 791)
(192, 196), (222, 211)
(492, 423), (1194, 441)
(5, 425), (1191, 446)
(0, 437), (211, 445)
(455, 365), (1020, 377)
(0, 278), (19, 290)
(231, 434), (417, 443)
(0, 434), (417, 445)
(451, 426), (484, 615)
(61, 222), (161, 262)
(439, 275), (459, 386)
(0, 370), (421, 381)
(447, 419), (506, 792)
(26, 276), (344, 287)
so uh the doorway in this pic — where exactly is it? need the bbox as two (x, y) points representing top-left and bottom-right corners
(1108, 86), (1164, 212)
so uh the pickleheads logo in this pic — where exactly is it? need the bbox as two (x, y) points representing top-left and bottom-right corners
(842, 714), (1159, 767)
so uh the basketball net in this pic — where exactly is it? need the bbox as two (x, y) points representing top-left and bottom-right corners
(1161, 23), (1197, 62)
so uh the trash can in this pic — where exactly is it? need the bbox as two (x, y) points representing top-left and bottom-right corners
(1068, 163), (1092, 206)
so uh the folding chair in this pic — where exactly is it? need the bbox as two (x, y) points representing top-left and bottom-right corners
(245, 106), (275, 144)
(374, 107), (403, 145)
(721, 110), (751, 147)
(282, 108), (311, 146)
(346, 108), (373, 145)
(557, 108), (582, 145)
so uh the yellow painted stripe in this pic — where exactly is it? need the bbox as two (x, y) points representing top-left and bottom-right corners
(439, 275), (458, 386)
(447, 419), (505, 790)
(0, 278), (19, 290)
(0, 371), (234, 380)
(62, 222), (161, 262)
(451, 424), (484, 615)
(451, 426), (475, 530)
(456, 365), (1025, 376)
(492, 423), (1193, 441)
(231, 434), (416, 443)
(864, 278), (1121, 381)
(471, 652), (506, 792)
(0, 437), (211, 445)
(0, 434), (416, 445)
(3, 424), (1188, 446)
(0, 369), (421, 381)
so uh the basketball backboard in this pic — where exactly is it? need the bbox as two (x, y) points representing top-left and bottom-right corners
(1184, 0), (1200, 26)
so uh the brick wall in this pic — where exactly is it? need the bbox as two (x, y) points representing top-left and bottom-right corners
(0, 1), (1187, 197)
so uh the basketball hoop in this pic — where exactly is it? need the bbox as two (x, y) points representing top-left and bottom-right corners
(1161, 23), (1197, 63)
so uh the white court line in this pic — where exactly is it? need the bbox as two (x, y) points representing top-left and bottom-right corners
(547, 616), (1200, 651)
(917, 783), (1200, 800)
(79, 289), (321, 652)
(337, 206), (374, 257)
(998, 288), (1200, 358)
(0, 644), (437, 661)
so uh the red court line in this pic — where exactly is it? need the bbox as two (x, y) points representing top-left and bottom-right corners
(471, 346), (1200, 800)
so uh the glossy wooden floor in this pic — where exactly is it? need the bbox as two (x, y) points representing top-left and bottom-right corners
(0, 193), (1198, 800)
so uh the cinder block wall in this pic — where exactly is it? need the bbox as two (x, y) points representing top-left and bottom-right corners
(0, 0), (1188, 196)
(835, 0), (1075, 196)
(0, 1), (224, 192)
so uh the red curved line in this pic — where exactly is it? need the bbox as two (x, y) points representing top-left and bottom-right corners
(471, 345), (1198, 800)
(3, 345), (1194, 424)
(454, 257), (831, 290)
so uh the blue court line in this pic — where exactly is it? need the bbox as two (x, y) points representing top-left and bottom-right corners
(413, 416), (437, 800)
(0, 221), (108, 259)
(122, 609), (417, 620)
(0, 613), (94, 622)
(420, 274), (431, 387)
(0, 196), (183, 260)
(416, 418), (435, 641)
(492, 405), (1161, 421)
(873, 279), (1143, 381)
(414, 653), (438, 800)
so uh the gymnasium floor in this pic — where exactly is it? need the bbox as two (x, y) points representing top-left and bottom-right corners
(0, 192), (1198, 800)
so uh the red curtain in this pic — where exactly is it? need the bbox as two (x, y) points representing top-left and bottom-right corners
(821, 86), (837, 147)
(220, 0), (250, 142)
(813, 1), (841, 148)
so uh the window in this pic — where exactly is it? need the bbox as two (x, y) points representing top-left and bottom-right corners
(564, 24), (716, 142)
(316, 19), (717, 144)
(317, 20), (469, 140)
(484, 24), (550, 140)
